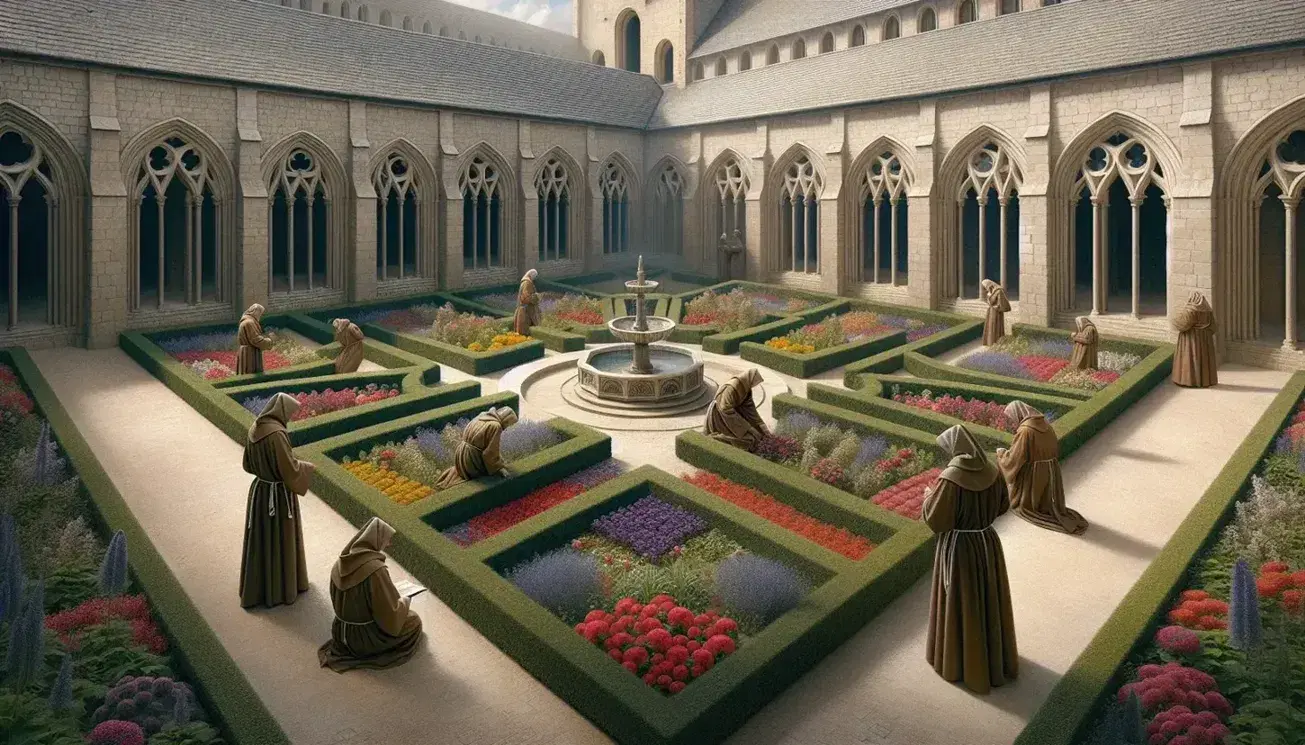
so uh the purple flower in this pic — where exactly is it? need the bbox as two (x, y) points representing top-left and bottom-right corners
(714, 553), (810, 626)
(592, 495), (707, 561)
(155, 331), (234, 354)
(851, 436), (889, 472)
(240, 395), (274, 416)
(1032, 338), (1074, 358)
(959, 351), (1031, 379)
(1229, 558), (1262, 650)
(473, 292), (520, 312)
(500, 420), (566, 461)
(506, 548), (601, 621)
(775, 411), (821, 440)
(559, 460), (626, 490)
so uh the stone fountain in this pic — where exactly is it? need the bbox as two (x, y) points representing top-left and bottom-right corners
(576, 256), (705, 406)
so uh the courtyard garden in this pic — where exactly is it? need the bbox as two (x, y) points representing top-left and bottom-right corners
(955, 330), (1146, 392)
(154, 327), (320, 381)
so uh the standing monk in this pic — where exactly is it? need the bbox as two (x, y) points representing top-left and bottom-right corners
(1172, 291), (1218, 388)
(240, 393), (313, 609)
(332, 318), (365, 374)
(996, 400), (1087, 535)
(319, 517), (424, 672)
(923, 424), (1018, 695)
(980, 279), (1012, 346)
(704, 369), (769, 452)
(514, 269), (541, 336)
(1068, 316), (1099, 370)
(236, 304), (273, 375)
(435, 407), (518, 490)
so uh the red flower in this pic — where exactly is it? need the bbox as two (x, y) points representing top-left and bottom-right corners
(1282, 589), (1304, 614)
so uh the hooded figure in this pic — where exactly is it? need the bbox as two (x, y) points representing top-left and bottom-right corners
(922, 424), (1018, 695)
(1172, 291), (1218, 388)
(236, 304), (273, 375)
(980, 280), (1012, 346)
(434, 407), (519, 490)
(1068, 316), (1099, 370)
(704, 369), (769, 452)
(718, 229), (744, 280)
(240, 392), (313, 609)
(513, 269), (541, 336)
(318, 517), (424, 672)
(332, 318), (366, 374)
(996, 401), (1087, 535)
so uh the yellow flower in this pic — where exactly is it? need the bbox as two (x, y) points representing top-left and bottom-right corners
(468, 342), (484, 352)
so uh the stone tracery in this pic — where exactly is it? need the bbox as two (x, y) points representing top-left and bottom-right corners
(461, 154), (505, 270)
(856, 149), (910, 285)
(650, 161), (683, 256)
(372, 150), (423, 281)
(534, 155), (572, 261)
(778, 153), (822, 274)
(600, 160), (631, 254)
(954, 141), (1022, 300)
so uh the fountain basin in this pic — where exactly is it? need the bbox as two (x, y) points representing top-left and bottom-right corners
(608, 315), (676, 345)
(578, 345), (705, 403)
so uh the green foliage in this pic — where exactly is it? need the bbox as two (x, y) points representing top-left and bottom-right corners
(71, 621), (172, 691)
(45, 564), (100, 614)
(0, 692), (83, 745)
(149, 723), (224, 745)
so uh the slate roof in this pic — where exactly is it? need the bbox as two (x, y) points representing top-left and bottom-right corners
(0, 0), (662, 129)
(654, 0), (1305, 129)
(691, 0), (915, 59)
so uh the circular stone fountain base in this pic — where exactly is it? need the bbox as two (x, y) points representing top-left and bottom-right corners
(565, 375), (718, 416)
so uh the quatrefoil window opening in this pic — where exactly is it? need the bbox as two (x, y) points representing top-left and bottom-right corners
(533, 158), (570, 200)
(715, 159), (747, 202)
(460, 156), (500, 198)
(280, 149), (321, 198)
(141, 137), (209, 198)
(781, 156), (821, 200)
(600, 161), (629, 200)
(1267, 130), (1305, 200)
(0, 129), (52, 198)
(1075, 134), (1164, 200)
(373, 153), (416, 200)
(962, 142), (1020, 201)
(656, 165), (682, 199)
(863, 151), (907, 201)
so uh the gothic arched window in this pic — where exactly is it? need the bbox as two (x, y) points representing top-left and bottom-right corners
(534, 157), (572, 261)
(778, 156), (821, 274)
(600, 161), (631, 254)
(460, 155), (504, 270)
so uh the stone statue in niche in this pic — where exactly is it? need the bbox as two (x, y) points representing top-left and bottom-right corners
(718, 230), (744, 281)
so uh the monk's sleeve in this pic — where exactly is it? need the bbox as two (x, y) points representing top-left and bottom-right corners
(994, 478), (1011, 517)
(739, 398), (769, 435)
(921, 481), (957, 534)
(998, 293), (1012, 313)
(368, 568), (410, 636)
(997, 428), (1030, 483)
(1070, 332), (1086, 344)
(271, 432), (313, 495)
(348, 324), (365, 344)
(241, 444), (258, 477)
(1172, 308), (1195, 332)
(482, 426), (505, 473)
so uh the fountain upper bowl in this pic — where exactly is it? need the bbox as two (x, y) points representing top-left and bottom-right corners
(608, 315), (675, 344)
(625, 279), (660, 293)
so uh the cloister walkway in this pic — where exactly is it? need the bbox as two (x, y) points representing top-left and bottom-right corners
(30, 346), (1292, 745)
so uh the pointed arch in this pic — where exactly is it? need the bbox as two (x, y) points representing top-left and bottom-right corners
(615, 8), (641, 73)
(531, 146), (583, 262)
(766, 144), (825, 275)
(0, 100), (86, 336)
(847, 137), (916, 285)
(702, 148), (752, 271)
(596, 152), (637, 255)
(938, 125), (1028, 301)
(648, 156), (687, 257)
(261, 131), (349, 295)
(369, 138), (438, 283)
(1219, 94), (1305, 346)
(120, 118), (237, 311)
(1051, 111), (1183, 317)
(457, 141), (517, 272)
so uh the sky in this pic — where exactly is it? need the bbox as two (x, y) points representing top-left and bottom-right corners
(450, 0), (575, 34)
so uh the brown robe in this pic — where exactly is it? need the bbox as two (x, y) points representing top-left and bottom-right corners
(239, 396), (312, 609)
(704, 370), (769, 452)
(513, 276), (541, 336)
(1068, 320), (1099, 370)
(236, 313), (273, 375)
(333, 321), (365, 374)
(923, 425), (1018, 695)
(997, 414), (1087, 535)
(435, 411), (507, 490)
(318, 519), (423, 672)
(981, 281), (1012, 346)
(1172, 293), (1218, 388)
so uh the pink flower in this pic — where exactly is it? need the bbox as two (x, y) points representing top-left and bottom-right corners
(1155, 625), (1201, 655)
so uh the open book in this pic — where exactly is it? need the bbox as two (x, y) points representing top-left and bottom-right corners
(393, 578), (428, 599)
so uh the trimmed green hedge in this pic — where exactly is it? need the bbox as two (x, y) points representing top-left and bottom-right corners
(1, 348), (289, 745)
(1051, 341), (1174, 459)
(121, 324), (482, 446)
(739, 331), (907, 378)
(903, 351), (1097, 400)
(843, 320), (985, 385)
(1015, 372), (1305, 745)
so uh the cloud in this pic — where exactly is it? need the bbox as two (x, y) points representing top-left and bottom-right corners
(448, 0), (575, 33)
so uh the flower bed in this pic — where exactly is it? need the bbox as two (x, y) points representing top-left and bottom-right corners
(1074, 397), (1305, 745)
(238, 383), (400, 419)
(682, 471), (876, 559)
(889, 386), (1056, 433)
(340, 418), (568, 504)
(765, 311), (949, 354)
(869, 468), (943, 520)
(442, 460), (626, 546)
(502, 491), (812, 695)
(351, 303), (444, 333)
(155, 328), (320, 380)
(475, 291), (606, 327)
(681, 289), (767, 332)
(759, 411), (937, 500)
(0, 361), (226, 743)
(958, 335), (1140, 392)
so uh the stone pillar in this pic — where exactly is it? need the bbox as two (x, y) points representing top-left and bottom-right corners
(520, 121), (540, 274)
(348, 101), (377, 303)
(820, 114), (847, 295)
(585, 127), (603, 272)
(438, 113), (465, 290)
(907, 100), (938, 309)
(1176, 62), (1216, 340)
(235, 88), (268, 313)
(683, 133), (705, 273)
(745, 122), (770, 281)
(85, 71), (128, 349)
(1018, 83), (1053, 325)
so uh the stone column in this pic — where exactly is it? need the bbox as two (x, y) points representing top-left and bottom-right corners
(1176, 61), (1216, 340)
(348, 101), (377, 303)
(85, 71), (129, 349)
(819, 114), (847, 295)
(438, 113), (464, 289)
(745, 123), (770, 281)
(1018, 82), (1053, 326)
(519, 122), (540, 274)
(235, 88), (268, 313)
(907, 100), (938, 309)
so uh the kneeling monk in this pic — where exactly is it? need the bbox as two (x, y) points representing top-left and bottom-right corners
(704, 369), (769, 452)
(319, 517), (424, 672)
(923, 424), (1018, 695)
(997, 400), (1087, 535)
(332, 318), (365, 374)
(435, 407), (518, 489)
(240, 393), (313, 609)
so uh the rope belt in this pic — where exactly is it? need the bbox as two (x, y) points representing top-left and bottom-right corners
(246, 478), (296, 528)
(940, 526), (994, 594)
(333, 615), (375, 627)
